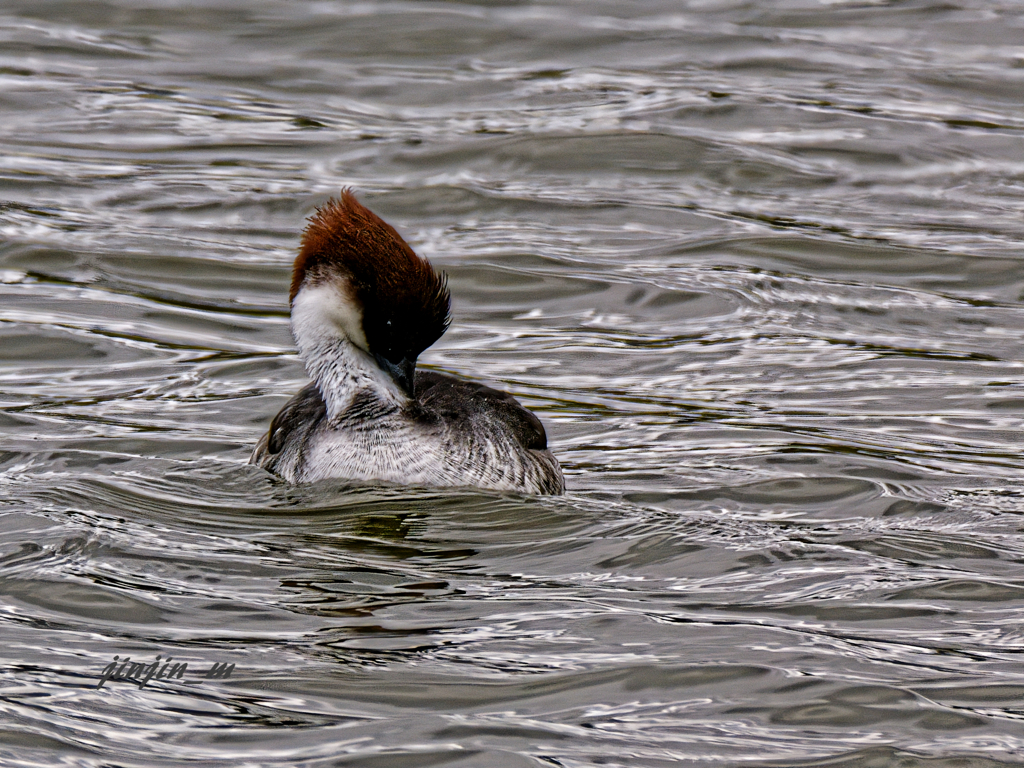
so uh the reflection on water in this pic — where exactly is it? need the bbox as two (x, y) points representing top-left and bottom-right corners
(3, 0), (1024, 765)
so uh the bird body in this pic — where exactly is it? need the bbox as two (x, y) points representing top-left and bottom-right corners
(251, 190), (564, 495)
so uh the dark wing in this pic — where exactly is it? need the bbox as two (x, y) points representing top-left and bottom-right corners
(267, 382), (327, 454)
(251, 382), (328, 471)
(414, 370), (548, 451)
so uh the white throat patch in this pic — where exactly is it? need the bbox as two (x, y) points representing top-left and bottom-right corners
(291, 280), (369, 353)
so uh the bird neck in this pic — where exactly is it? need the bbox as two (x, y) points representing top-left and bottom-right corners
(290, 285), (407, 418)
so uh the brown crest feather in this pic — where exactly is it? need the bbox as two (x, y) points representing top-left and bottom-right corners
(291, 189), (450, 360)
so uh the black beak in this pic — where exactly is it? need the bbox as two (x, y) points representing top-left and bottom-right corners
(374, 353), (417, 398)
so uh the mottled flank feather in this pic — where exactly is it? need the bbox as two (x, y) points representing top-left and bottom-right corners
(250, 372), (564, 495)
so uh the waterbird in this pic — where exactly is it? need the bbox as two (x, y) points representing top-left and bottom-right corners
(250, 190), (564, 495)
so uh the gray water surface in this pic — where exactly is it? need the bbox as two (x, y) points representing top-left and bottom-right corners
(2, 1), (1024, 765)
